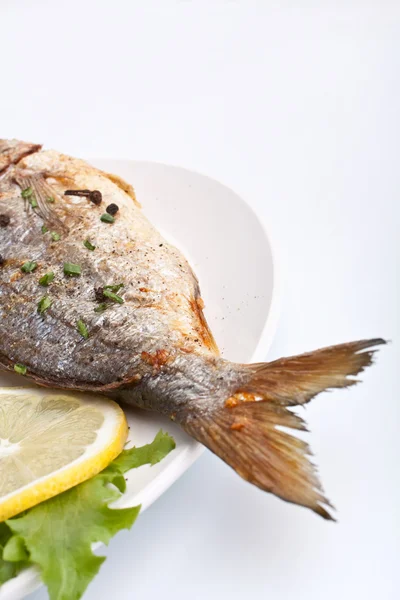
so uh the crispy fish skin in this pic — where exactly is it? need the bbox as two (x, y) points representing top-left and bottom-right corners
(0, 139), (385, 519)
(0, 144), (219, 387)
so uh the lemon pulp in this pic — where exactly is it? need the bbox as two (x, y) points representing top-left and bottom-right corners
(0, 388), (128, 521)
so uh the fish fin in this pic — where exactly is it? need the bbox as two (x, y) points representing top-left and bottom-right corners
(13, 173), (68, 231)
(188, 280), (219, 355)
(185, 401), (334, 519)
(189, 295), (219, 355)
(243, 338), (386, 406)
(100, 171), (141, 207)
(184, 338), (385, 519)
(0, 139), (41, 174)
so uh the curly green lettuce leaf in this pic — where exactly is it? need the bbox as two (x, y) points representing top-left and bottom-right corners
(1, 430), (175, 600)
(0, 523), (26, 584)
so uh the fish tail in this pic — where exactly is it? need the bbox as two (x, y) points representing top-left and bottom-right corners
(183, 338), (385, 519)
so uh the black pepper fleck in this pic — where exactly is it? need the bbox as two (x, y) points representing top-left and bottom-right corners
(106, 203), (119, 216)
(0, 255), (4, 266)
(94, 287), (105, 302)
(0, 214), (10, 227)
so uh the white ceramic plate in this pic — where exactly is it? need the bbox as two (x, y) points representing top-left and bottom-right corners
(0, 160), (280, 600)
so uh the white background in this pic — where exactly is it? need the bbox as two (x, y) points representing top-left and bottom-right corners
(1, 1), (399, 599)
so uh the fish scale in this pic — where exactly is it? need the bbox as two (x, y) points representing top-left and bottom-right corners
(0, 139), (386, 520)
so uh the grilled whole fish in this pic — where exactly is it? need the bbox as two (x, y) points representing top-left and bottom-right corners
(0, 139), (385, 519)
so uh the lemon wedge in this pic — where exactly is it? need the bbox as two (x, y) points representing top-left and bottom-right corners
(0, 388), (128, 521)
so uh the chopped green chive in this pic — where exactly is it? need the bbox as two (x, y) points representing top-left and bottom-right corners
(103, 289), (124, 304)
(21, 187), (33, 199)
(38, 296), (52, 314)
(83, 239), (96, 251)
(30, 197), (38, 209)
(100, 213), (115, 224)
(39, 272), (55, 286)
(41, 225), (49, 234)
(21, 261), (37, 273)
(64, 262), (81, 277)
(77, 319), (89, 339)
(46, 196), (55, 203)
(51, 232), (61, 241)
(14, 363), (27, 375)
(94, 303), (108, 313)
(104, 283), (124, 293)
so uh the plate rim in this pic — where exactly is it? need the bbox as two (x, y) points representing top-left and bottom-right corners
(90, 157), (283, 366)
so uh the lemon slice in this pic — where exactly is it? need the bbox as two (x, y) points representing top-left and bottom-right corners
(0, 388), (128, 521)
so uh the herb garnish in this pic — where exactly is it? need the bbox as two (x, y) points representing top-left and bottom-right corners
(94, 303), (108, 313)
(21, 261), (37, 273)
(14, 364), (27, 375)
(46, 197), (55, 203)
(104, 284), (124, 293)
(21, 187), (38, 208)
(77, 320), (89, 339)
(51, 232), (61, 242)
(103, 289), (124, 304)
(64, 263), (81, 277)
(83, 239), (96, 251)
(21, 187), (33, 199)
(38, 296), (52, 314)
(100, 214), (115, 224)
(39, 272), (55, 287)
(41, 225), (49, 234)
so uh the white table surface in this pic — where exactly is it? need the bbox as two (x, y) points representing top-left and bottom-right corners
(1, 2), (398, 599)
